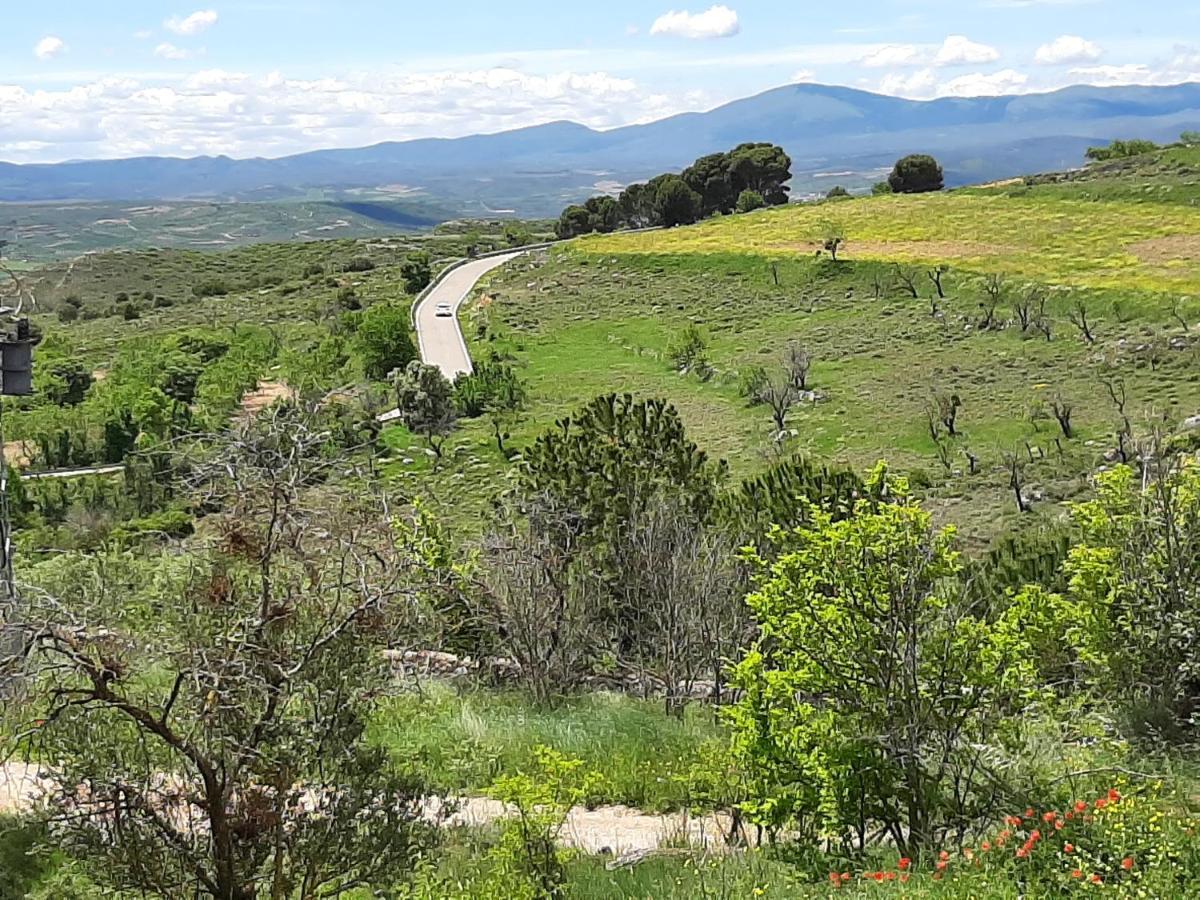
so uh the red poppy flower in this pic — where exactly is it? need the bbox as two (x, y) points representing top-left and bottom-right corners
(1071, 869), (1083, 879)
(1074, 800), (1088, 813)
(1025, 808), (1035, 819)
(1109, 789), (1122, 803)
(1064, 843), (1074, 854)
(898, 858), (911, 871)
(1043, 811), (1058, 823)
(939, 850), (950, 862)
(900, 873), (910, 884)
(1091, 874), (1103, 885)
(936, 860), (948, 871)
(1122, 857), (1134, 871)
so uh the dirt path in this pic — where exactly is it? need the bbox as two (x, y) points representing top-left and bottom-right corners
(0, 763), (740, 855)
(237, 380), (295, 420)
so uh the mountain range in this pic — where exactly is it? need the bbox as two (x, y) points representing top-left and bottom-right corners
(3, 81), (1199, 218)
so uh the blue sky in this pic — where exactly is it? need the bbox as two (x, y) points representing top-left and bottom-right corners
(2, 1), (1198, 163)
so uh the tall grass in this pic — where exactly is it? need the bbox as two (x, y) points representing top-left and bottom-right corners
(369, 683), (724, 811)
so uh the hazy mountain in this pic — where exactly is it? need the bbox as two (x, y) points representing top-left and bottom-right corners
(2, 82), (1198, 217)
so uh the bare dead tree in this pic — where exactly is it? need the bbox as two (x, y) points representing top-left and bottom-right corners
(823, 235), (845, 261)
(894, 266), (921, 299)
(1051, 396), (1074, 439)
(1101, 373), (1134, 464)
(934, 436), (954, 473)
(928, 265), (947, 299)
(929, 392), (963, 438)
(611, 499), (743, 715)
(1034, 313), (1054, 342)
(1004, 449), (1032, 513)
(1013, 287), (1042, 333)
(12, 408), (432, 900)
(978, 274), (1005, 330)
(756, 369), (799, 433)
(477, 498), (598, 705)
(1171, 298), (1191, 333)
(963, 446), (980, 476)
(784, 341), (813, 391)
(1067, 299), (1097, 345)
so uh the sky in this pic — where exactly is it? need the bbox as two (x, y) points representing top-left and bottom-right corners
(2, 1), (1199, 164)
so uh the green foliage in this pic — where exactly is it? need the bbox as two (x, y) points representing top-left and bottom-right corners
(393, 360), (457, 456)
(355, 299), (419, 380)
(723, 455), (872, 546)
(872, 181), (894, 195)
(486, 747), (601, 898)
(519, 393), (728, 546)
(729, 480), (1043, 857)
(1086, 139), (1162, 162)
(400, 251), (433, 294)
(826, 186), (850, 199)
(1064, 461), (1200, 738)
(736, 189), (766, 213)
(654, 175), (704, 228)
(666, 324), (710, 376)
(888, 154), (945, 194)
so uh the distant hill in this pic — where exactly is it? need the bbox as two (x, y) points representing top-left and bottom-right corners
(2, 82), (1199, 217)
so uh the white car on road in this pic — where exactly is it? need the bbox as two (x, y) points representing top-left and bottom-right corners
(434, 302), (454, 318)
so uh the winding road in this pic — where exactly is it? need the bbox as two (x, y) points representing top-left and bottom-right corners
(378, 250), (530, 424)
(414, 251), (529, 380)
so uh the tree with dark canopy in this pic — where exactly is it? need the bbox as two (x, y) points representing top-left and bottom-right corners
(888, 154), (944, 194)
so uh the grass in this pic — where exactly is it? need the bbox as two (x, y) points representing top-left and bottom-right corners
(581, 188), (1200, 294)
(369, 683), (724, 812)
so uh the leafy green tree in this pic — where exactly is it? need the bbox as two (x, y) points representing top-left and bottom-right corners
(520, 394), (727, 550)
(735, 189), (765, 213)
(653, 175), (703, 228)
(1065, 460), (1200, 737)
(726, 142), (792, 206)
(392, 360), (457, 458)
(554, 205), (593, 240)
(729, 472), (1042, 857)
(1085, 138), (1161, 161)
(453, 359), (526, 455)
(583, 195), (621, 233)
(354, 300), (418, 380)
(683, 153), (737, 215)
(872, 181), (893, 195)
(888, 154), (944, 194)
(825, 185), (850, 199)
(400, 251), (433, 294)
(617, 181), (657, 229)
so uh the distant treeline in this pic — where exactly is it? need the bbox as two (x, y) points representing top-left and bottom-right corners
(555, 142), (792, 239)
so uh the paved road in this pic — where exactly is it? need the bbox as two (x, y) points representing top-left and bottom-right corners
(20, 464), (125, 481)
(414, 252), (527, 381)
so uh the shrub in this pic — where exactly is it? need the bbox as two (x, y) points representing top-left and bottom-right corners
(736, 189), (766, 213)
(729, 470), (1044, 858)
(343, 256), (376, 273)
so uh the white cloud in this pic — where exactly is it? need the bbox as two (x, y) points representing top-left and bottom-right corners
(165, 10), (219, 36)
(0, 66), (693, 164)
(940, 68), (1029, 96)
(861, 44), (924, 68)
(1035, 35), (1102, 65)
(877, 66), (1027, 99)
(154, 43), (195, 60)
(934, 35), (1000, 67)
(33, 36), (67, 61)
(792, 69), (816, 83)
(878, 68), (938, 97)
(650, 5), (740, 40)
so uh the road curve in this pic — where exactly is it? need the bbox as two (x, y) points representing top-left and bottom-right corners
(414, 251), (528, 381)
